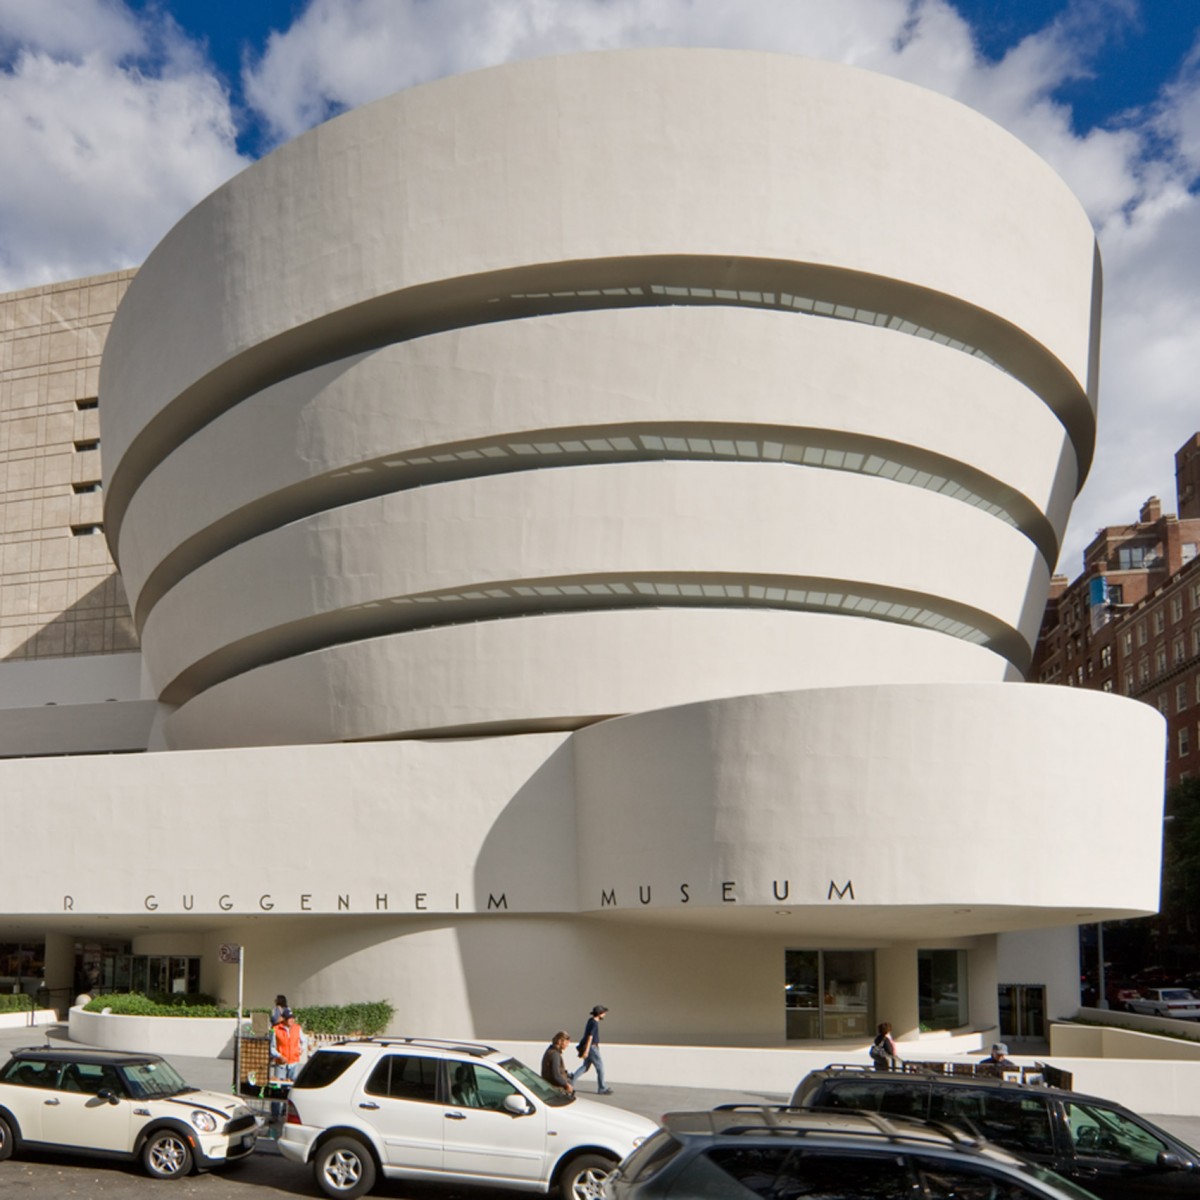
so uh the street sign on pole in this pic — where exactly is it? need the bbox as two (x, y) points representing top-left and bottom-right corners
(220, 945), (245, 1093)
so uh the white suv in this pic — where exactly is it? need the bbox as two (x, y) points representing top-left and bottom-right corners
(0, 1046), (259, 1179)
(278, 1036), (657, 1199)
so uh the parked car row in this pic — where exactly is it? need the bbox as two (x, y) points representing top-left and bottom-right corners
(3, 1039), (1200, 1200)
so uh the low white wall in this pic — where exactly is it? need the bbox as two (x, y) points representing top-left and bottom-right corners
(1053, 1020), (1200, 1061)
(1073, 1006), (1200, 1044)
(69, 1006), (237, 1058)
(491, 1033), (992, 1096)
(0, 1009), (58, 1030)
(488, 1036), (1200, 1116)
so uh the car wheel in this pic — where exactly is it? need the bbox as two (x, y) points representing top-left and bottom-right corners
(314, 1136), (377, 1199)
(0, 1113), (13, 1162)
(560, 1152), (617, 1199)
(141, 1128), (194, 1179)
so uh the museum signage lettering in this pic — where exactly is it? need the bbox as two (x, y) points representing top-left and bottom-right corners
(59, 878), (855, 915)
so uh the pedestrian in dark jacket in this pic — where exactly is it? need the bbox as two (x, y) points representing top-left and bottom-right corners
(541, 1031), (574, 1094)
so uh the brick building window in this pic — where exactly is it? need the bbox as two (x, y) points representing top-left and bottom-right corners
(1125, 673), (1134, 695)
(1155, 611), (1166, 635)
(1140, 659), (1151, 684)
(1181, 727), (1192, 758)
(1156, 648), (1168, 675)
(1123, 631), (1134, 654)
(1101, 645), (1113, 669)
(1173, 595), (1185, 622)
(1176, 637), (1187, 665)
(1158, 694), (1169, 714)
(1102, 679), (1114, 692)
(1138, 622), (1148, 646)
(1178, 683), (1189, 712)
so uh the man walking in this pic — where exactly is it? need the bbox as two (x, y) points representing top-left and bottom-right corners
(572, 1004), (612, 1094)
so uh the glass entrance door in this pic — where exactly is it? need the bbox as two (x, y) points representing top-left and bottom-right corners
(998, 984), (1046, 1043)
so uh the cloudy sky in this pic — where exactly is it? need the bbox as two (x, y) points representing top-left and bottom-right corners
(1, 0), (1197, 578)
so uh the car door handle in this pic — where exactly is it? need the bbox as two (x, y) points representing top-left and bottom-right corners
(44, 1098), (60, 1106)
(358, 1102), (380, 1110)
(445, 1111), (467, 1120)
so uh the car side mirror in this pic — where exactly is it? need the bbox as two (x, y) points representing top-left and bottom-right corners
(503, 1093), (533, 1116)
(1158, 1151), (1193, 1172)
(96, 1089), (121, 1105)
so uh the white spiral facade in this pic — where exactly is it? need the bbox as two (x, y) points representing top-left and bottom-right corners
(101, 49), (1098, 750)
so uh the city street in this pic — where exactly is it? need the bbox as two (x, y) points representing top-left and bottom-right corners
(3, 1023), (1200, 1199)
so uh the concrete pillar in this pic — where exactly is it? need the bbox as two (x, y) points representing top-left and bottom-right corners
(875, 944), (920, 1043)
(42, 931), (76, 1014)
(969, 934), (1000, 1038)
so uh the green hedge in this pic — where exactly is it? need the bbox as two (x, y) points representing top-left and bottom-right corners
(84, 993), (234, 1018)
(295, 1002), (393, 1037)
(83, 993), (394, 1033)
(0, 993), (33, 1013)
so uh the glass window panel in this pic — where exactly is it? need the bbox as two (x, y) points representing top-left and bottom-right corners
(1065, 1101), (1167, 1165)
(919, 949), (968, 1030)
(786, 950), (873, 1040)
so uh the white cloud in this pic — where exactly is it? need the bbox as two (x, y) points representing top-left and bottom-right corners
(241, 0), (929, 145)
(0, 0), (146, 62)
(0, 0), (246, 291)
(2, 0), (1198, 584)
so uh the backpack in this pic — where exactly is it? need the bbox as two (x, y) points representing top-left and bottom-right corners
(869, 1038), (888, 1061)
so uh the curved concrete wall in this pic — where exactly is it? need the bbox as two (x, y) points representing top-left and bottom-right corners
(162, 612), (1013, 748)
(99, 50), (1099, 750)
(141, 465), (1043, 705)
(0, 684), (1162, 925)
(116, 309), (1076, 626)
(0, 683), (1164, 1043)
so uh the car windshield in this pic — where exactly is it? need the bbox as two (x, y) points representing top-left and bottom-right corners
(120, 1059), (194, 1098)
(499, 1056), (574, 1107)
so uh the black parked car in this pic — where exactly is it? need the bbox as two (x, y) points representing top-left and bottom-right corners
(793, 1064), (1199, 1200)
(604, 1106), (1103, 1198)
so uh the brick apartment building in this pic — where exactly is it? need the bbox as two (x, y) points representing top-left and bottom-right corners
(1033, 434), (1200, 787)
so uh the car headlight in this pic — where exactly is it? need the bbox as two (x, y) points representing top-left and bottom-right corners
(190, 1111), (218, 1133)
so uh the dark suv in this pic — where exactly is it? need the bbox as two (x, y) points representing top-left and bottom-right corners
(793, 1064), (1199, 1199)
(603, 1106), (1102, 1198)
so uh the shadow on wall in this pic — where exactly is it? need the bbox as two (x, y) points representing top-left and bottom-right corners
(4, 575), (137, 661)
(467, 734), (786, 1045)
(455, 915), (787, 1046)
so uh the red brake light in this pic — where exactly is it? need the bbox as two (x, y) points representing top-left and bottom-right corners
(286, 1100), (302, 1125)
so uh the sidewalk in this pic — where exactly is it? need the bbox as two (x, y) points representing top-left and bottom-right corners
(4, 1024), (1199, 1152)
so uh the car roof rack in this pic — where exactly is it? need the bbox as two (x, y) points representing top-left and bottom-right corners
(673, 1106), (986, 1152)
(331, 1036), (499, 1058)
(814, 1061), (1073, 1089)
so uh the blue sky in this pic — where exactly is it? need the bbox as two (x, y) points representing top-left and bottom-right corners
(2, 0), (1199, 575)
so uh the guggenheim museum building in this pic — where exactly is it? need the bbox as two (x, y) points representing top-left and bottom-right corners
(0, 49), (1165, 1054)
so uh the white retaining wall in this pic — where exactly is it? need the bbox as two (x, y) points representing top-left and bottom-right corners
(69, 1006), (238, 1058)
